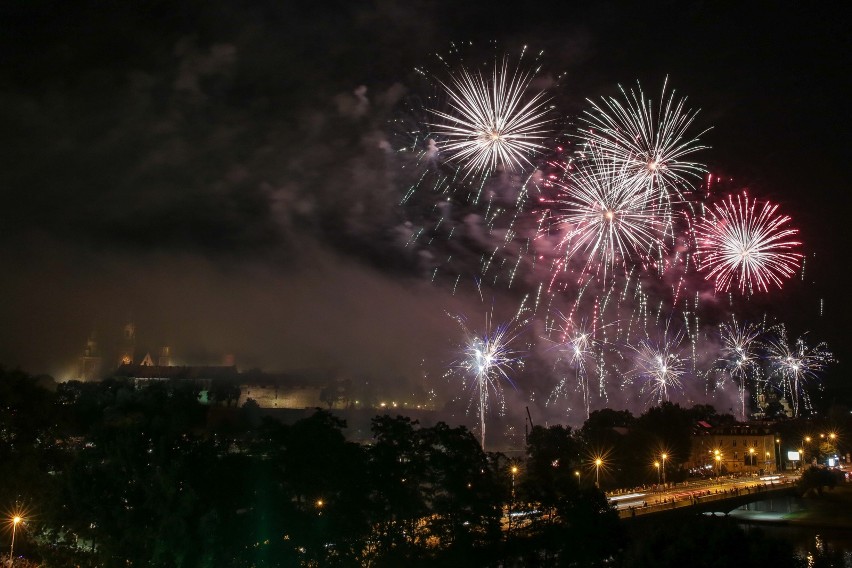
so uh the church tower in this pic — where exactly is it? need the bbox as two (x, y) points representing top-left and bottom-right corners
(117, 320), (136, 366)
(77, 330), (103, 381)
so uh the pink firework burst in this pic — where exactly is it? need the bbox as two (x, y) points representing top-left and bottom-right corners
(695, 192), (802, 293)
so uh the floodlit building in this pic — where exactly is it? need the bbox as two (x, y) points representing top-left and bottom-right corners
(688, 424), (777, 475)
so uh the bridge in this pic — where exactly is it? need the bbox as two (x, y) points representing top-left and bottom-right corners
(616, 478), (797, 520)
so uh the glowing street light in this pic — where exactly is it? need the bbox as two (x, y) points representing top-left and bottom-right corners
(654, 461), (661, 486)
(575, 470), (581, 488)
(661, 453), (668, 486)
(749, 447), (755, 473)
(714, 449), (722, 477)
(776, 438), (782, 472)
(9, 515), (22, 567)
(802, 436), (812, 467)
(509, 464), (519, 533)
(594, 458), (603, 487)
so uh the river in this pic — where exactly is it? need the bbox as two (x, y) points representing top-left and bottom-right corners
(733, 488), (852, 568)
(741, 524), (852, 568)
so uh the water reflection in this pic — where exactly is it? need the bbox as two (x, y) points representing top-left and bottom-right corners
(742, 525), (852, 568)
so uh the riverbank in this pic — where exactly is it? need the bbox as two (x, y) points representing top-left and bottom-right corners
(728, 483), (852, 529)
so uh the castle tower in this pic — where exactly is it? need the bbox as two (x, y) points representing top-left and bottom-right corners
(158, 345), (172, 367)
(77, 331), (103, 381)
(117, 320), (136, 366)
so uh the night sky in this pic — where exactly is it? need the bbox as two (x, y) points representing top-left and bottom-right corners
(1, 1), (848, 421)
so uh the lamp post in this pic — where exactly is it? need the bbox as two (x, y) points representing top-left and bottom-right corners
(661, 453), (667, 486)
(714, 449), (722, 478)
(776, 438), (781, 472)
(509, 465), (518, 533)
(802, 435), (812, 469)
(575, 470), (581, 488)
(803, 436), (811, 467)
(9, 516), (21, 567)
(595, 459), (602, 488)
(654, 461), (660, 487)
(749, 447), (755, 474)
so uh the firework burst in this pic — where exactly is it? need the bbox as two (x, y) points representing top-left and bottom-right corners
(695, 192), (802, 293)
(629, 330), (687, 403)
(430, 59), (553, 178)
(545, 314), (610, 419)
(449, 305), (526, 449)
(765, 327), (833, 417)
(545, 147), (669, 279)
(579, 79), (708, 201)
(712, 318), (762, 420)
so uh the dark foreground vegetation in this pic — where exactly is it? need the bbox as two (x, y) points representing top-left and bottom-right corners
(1, 368), (847, 567)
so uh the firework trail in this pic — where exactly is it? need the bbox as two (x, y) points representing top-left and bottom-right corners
(695, 191), (802, 293)
(448, 296), (528, 449)
(765, 326), (833, 417)
(430, 58), (554, 178)
(711, 318), (762, 420)
(579, 78), (708, 202)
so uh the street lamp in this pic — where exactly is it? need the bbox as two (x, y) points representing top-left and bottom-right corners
(749, 447), (755, 474)
(575, 470), (581, 488)
(776, 438), (782, 472)
(803, 436), (811, 465)
(509, 465), (519, 533)
(654, 461), (661, 486)
(714, 449), (722, 478)
(595, 459), (603, 487)
(9, 516), (21, 567)
(661, 453), (667, 486)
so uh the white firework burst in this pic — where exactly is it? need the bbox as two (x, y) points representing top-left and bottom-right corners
(765, 327), (833, 418)
(545, 314), (607, 419)
(430, 59), (553, 178)
(450, 308), (525, 450)
(629, 330), (687, 403)
(548, 147), (669, 278)
(712, 318), (762, 420)
(579, 79), (708, 201)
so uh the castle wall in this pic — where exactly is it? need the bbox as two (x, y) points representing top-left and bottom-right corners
(238, 384), (324, 409)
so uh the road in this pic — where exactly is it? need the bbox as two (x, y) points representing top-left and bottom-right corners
(605, 474), (797, 511)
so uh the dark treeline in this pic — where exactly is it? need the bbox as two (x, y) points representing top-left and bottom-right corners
(2, 368), (842, 567)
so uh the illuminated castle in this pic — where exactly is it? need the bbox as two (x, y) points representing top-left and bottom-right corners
(75, 319), (173, 381)
(76, 331), (103, 382)
(73, 321), (431, 412)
